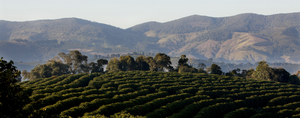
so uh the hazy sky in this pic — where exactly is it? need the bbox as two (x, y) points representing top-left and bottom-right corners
(1, 0), (299, 29)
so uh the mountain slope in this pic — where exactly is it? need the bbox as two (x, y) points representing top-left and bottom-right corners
(0, 18), (158, 47)
(128, 13), (300, 63)
(0, 18), (159, 61)
(1, 13), (300, 63)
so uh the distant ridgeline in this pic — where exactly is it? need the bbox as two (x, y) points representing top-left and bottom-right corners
(18, 71), (300, 118)
(1, 13), (300, 63)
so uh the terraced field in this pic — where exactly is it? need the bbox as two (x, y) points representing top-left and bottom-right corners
(20, 71), (300, 118)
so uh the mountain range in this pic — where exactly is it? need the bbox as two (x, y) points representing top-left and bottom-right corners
(0, 13), (300, 63)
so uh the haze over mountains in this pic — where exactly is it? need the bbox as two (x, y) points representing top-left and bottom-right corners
(0, 13), (300, 63)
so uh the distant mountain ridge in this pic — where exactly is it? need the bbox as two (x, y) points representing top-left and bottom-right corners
(0, 13), (300, 63)
(128, 12), (300, 63)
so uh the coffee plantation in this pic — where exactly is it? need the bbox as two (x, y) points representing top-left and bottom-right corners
(19, 71), (300, 118)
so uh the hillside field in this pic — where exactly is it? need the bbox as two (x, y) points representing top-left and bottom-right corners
(20, 71), (300, 118)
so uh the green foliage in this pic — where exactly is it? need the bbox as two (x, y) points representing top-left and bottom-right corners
(0, 57), (32, 118)
(119, 55), (136, 71)
(223, 107), (256, 118)
(59, 50), (88, 74)
(251, 61), (278, 81)
(177, 55), (198, 73)
(135, 55), (150, 71)
(154, 53), (173, 71)
(26, 58), (70, 80)
(288, 75), (300, 85)
(17, 70), (300, 118)
(90, 59), (108, 73)
(209, 63), (223, 75)
(247, 61), (295, 84)
(106, 57), (121, 72)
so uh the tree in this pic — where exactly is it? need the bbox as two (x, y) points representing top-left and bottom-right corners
(58, 50), (88, 74)
(29, 64), (52, 80)
(119, 55), (136, 71)
(48, 58), (70, 76)
(178, 55), (189, 67)
(246, 69), (255, 78)
(230, 68), (241, 76)
(0, 57), (32, 118)
(90, 59), (108, 73)
(145, 56), (157, 71)
(136, 55), (150, 71)
(209, 63), (223, 75)
(177, 55), (197, 73)
(251, 60), (278, 81)
(273, 68), (290, 82)
(21, 70), (31, 81)
(106, 57), (121, 72)
(154, 53), (172, 71)
(288, 75), (300, 85)
(24, 57), (69, 80)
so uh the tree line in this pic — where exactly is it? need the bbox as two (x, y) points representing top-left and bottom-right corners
(21, 50), (300, 85)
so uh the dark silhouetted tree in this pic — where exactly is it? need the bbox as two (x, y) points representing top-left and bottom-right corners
(0, 57), (32, 118)
(209, 63), (223, 75)
(273, 67), (290, 82)
(136, 55), (150, 71)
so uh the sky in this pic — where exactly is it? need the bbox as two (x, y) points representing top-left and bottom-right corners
(0, 0), (300, 29)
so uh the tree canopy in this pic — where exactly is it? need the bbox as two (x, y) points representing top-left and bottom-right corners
(154, 53), (173, 71)
(208, 63), (223, 75)
(0, 57), (32, 118)
(58, 50), (88, 74)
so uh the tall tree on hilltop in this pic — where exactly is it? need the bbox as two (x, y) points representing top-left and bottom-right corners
(250, 60), (278, 81)
(58, 50), (88, 74)
(154, 53), (172, 71)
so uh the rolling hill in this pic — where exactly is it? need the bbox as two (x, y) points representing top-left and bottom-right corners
(1, 13), (300, 63)
(19, 71), (300, 118)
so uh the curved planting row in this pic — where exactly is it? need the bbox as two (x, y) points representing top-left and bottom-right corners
(19, 71), (300, 118)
